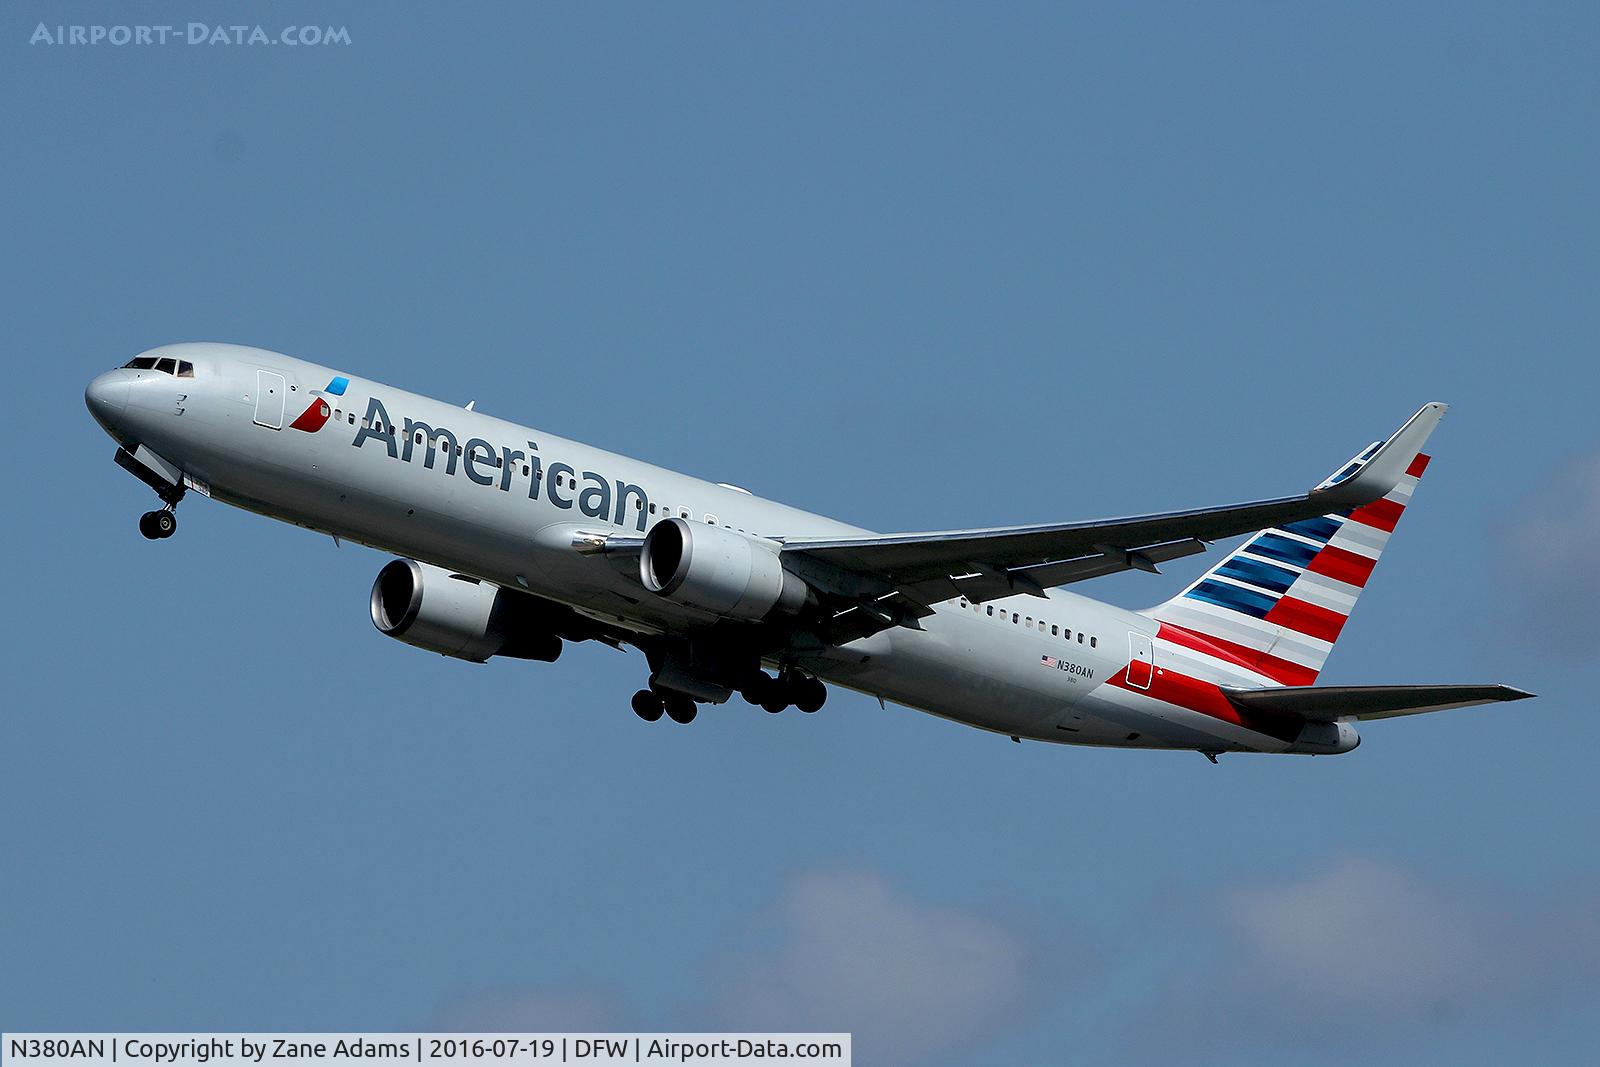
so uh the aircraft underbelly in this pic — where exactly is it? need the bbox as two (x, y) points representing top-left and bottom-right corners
(199, 446), (1285, 752)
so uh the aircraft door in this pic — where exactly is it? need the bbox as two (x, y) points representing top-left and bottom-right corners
(254, 370), (286, 429)
(1127, 631), (1154, 690)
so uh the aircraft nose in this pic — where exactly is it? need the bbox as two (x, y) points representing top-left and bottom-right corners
(85, 371), (129, 427)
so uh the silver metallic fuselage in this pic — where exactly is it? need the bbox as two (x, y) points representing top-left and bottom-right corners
(86, 342), (1304, 754)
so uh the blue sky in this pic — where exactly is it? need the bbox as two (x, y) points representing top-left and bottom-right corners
(3, 3), (1597, 1063)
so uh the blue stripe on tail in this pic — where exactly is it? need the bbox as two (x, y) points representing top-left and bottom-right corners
(1280, 516), (1344, 543)
(1244, 533), (1319, 568)
(1216, 556), (1299, 594)
(1185, 579), (1278, 618)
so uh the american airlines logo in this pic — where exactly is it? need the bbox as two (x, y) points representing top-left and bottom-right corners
(289, 376), (349, 432)
(347, 393), (653, 531)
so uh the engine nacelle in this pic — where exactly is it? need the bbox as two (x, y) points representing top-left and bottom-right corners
(640, 518), (808, 621)
(370, 558), (562, 663)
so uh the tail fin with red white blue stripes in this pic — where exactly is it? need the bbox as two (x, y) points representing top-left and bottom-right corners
(1143, 423), (1440, 688)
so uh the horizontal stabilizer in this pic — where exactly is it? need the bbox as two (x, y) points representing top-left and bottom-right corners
(1223, 684), (1534, 722)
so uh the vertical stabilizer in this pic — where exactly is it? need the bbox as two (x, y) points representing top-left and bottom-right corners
(1144, 428), (1439, 688)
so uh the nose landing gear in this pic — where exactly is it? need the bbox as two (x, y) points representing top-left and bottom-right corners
(113, 446), (186, 541)
(138, 508), (178, 540)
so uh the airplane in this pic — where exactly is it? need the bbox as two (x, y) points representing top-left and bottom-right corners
(84, 343), (1531, 758)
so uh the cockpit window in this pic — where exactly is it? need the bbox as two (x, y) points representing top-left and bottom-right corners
(120, 356), (195, 377)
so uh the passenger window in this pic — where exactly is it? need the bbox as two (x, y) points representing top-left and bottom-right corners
(1012, 613), (1019, 624)
(1090, 636), (1097, 648)
(1064, 629), (1071, 640)
(1078, 632), (1085, 643)
(649, 504), (657, 514)
(177, 361), (195, 378)
(986, 605), (994, 617)
(680, 509), (690, 519)
(705, 514), (719, 525)
(348, 413), (355, 425)
(1051, 625), (1059, 636)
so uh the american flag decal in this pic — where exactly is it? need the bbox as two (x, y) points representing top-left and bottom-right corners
(1041, 655), (1058, 668)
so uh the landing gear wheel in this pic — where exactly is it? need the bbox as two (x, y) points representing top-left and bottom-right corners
(741, 672), (774, 707)
(139, 510), (176, 539)
(795, 677), (827, 714)
(664, 694), (698, 724)
(631, 689), (664, 722)
(761, 691), (788, 714)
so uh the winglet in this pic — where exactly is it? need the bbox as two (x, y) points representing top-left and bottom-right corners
(1314, 402), (1447, 506)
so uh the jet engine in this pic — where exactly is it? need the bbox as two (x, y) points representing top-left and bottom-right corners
(640, 518), (809, 621)
(370, 558), (562, 663)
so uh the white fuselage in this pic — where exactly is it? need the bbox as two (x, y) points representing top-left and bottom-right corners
(86, 343), (1315, 755)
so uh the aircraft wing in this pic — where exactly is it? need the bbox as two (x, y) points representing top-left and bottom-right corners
(778, 403), (1446, 618)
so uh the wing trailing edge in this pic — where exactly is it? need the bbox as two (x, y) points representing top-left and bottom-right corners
(777, 402), (1448, 606)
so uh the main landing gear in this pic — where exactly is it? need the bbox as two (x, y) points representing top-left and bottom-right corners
(138, 507), (177, 540)
(631, 688), (697, 724)
(740, 670), (827, 715)
(629, 670), (828, 725)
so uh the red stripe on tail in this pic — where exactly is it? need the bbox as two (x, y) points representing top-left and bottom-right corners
(1347, 497), (1404, 532)
(1306, 545), (1377, 588)
(1105, 664), (1304, 743)
(1264, 597), (1347, 642)
(1157, 623), (1320, 686)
